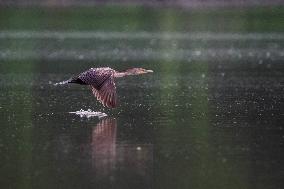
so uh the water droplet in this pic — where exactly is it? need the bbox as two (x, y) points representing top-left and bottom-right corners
(78, 55), (84, 60)
(194, 50), (201, 56)
(221, 158), (227, 163)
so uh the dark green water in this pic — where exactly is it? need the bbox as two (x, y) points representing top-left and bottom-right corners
(0, 6), (283, 189)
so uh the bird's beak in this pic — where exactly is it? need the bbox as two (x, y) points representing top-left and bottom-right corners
(146, 70), (154, 73)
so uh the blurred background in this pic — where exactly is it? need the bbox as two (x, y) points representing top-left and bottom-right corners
(0, 1), (283, 189)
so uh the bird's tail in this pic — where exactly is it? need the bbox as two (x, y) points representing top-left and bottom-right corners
(53, 78), (73, 86)
(53, 77), (85, 86)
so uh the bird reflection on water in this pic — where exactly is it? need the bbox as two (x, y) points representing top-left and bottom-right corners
(91, 118), (153, 186)
(91, 118), (117, 178)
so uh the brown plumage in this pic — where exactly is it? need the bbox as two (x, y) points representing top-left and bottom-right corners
(64, 67), (153, 108)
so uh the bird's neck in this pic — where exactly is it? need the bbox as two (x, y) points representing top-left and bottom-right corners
(114, 71), (133, 78)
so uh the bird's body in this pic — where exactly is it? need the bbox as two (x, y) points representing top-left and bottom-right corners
(57, 67), (153, 108)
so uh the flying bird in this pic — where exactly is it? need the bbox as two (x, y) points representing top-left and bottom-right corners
(55, 67), (153, 108)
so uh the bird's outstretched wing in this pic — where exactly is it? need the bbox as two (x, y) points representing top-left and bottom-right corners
(77, 67), (117, 108)
(91, 76), (117, 108)
(78, 67), (113, 90)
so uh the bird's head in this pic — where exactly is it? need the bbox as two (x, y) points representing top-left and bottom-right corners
(125, 68), (153, 75)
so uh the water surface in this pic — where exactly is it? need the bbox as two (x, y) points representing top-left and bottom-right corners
(0, 7), (284, 189)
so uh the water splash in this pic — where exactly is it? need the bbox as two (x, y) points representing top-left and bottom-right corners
(69, 109), (107, 118)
